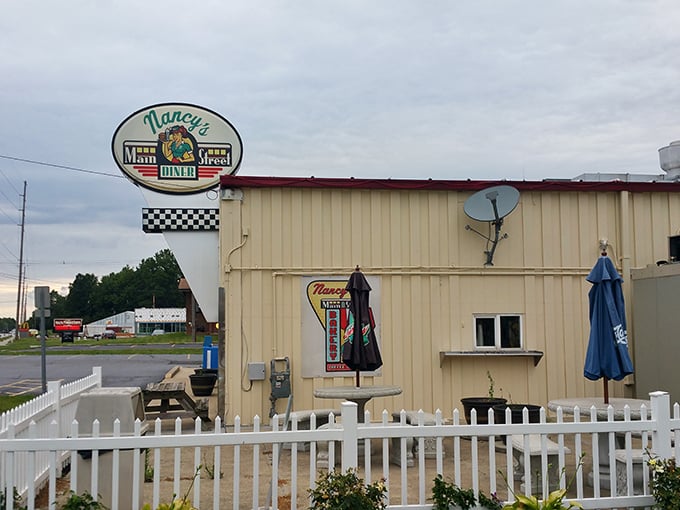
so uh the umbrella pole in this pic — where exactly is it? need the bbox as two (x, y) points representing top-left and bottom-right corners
(355, 370), (360, 388)
(603, 377), (609, 404)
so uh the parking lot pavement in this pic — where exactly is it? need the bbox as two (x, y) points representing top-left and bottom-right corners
(0, 378), (42, 396)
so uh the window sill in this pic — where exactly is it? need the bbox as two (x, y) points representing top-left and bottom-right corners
(438, 350), (544, 367)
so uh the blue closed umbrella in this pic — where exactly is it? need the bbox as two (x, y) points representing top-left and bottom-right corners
(583, 255), (634, 402)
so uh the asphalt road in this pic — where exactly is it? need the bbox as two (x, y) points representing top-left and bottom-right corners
(0, 353), (202, 395)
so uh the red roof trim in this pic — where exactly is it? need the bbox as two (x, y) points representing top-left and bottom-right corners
(220, 175), (680, 193)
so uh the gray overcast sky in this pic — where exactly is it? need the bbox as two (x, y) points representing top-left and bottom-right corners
(1, 1), (679, 319)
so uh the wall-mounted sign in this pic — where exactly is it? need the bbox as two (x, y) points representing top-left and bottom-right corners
(301, 276), (382, 378)
(112, 103), (243, 194)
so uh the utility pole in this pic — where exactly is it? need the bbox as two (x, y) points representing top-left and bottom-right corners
(14, 181), (26, 342)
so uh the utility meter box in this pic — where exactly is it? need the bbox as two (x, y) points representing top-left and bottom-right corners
(74, 387), (148, 509)
(270, 357), (291, 398)
(248, 362), (266, 381)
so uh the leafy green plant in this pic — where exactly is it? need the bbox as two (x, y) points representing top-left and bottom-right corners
(502, 490), (581, 510)
(144, 449), (154, 483)
(60, 491), (108, 510)
(648, 453), (680, 510)
(142, 466), (200, 510)
(0, 487), (27, 510)
(202, 453), (223, 479)
(487, 370), (496, 398)
(142, 500), (196, 510)
(308, 468), (386, 510)
(478, 491), (503, 510)
(431, 475), (500, 510)
(431, 475), (476, 510)
(501, 454), (584, 510)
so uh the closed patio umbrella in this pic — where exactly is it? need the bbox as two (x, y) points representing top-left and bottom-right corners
(342, 266), (383, 387)
(583, 255), (634, 403)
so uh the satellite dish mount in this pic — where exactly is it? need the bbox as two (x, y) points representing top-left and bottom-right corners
(464, 185), (520, 266)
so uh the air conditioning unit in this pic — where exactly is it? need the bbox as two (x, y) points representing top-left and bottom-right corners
(669, 235), (680, 262)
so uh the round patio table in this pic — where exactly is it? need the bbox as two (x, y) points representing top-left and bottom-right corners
(547, 397), (650, 420)
(548, 397), (650, 489)
(313, 385), (402, 422)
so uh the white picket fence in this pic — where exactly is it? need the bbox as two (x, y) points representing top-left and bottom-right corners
(0, 367), (102, 503)
(1, 383), (679, 510)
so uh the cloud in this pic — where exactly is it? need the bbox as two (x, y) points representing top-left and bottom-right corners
(0, 0), (678, 317)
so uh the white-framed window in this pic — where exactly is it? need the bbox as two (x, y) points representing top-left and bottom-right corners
(474, 314), (522, 349)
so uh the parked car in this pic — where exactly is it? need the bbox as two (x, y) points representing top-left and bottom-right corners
(151, 329), (165, 336)
(102, 330), (117, 339)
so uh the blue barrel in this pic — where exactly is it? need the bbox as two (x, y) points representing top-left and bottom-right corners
(202, 345), (218, 369)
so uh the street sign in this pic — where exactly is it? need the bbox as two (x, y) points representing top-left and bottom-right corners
(34, 286), (50, 309)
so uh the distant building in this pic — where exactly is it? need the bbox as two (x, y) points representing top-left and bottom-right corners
(134, 307), (186, 335)
(83, 311), (135, 337)
(83, 308), (187, 336)
(179, 278), (217, 336)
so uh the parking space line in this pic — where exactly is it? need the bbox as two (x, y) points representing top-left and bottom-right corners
(0, 379), (41, 396)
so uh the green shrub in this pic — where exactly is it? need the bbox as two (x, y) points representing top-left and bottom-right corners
(60, 491), (108, 510)
(0, 487), (26, 510)
(309, 469), (386, 510)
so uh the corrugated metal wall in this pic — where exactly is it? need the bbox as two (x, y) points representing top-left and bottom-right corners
(219, 186), (680, 422)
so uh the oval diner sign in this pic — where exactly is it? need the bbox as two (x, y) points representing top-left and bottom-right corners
(112, 102), (243, 194)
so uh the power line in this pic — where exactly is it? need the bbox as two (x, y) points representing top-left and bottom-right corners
(0, 205), (18, 225)
(0, 186), (19, 211)
(0, 153), (209, 192)
(23, 259), (142, 266)
(0, 243), (17, 262)
(0, 154), (125, 179)
(0, 166), (21, 197)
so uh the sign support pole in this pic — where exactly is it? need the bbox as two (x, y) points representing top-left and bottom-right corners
(39, 307), (47, 393)
(34, 285), (50, 394)
(218, 286), (226, 425)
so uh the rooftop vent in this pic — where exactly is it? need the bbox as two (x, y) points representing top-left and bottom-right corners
(659, 141), (680, 180)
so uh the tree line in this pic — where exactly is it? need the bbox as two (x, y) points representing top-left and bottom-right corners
(4, 249), (185, 329)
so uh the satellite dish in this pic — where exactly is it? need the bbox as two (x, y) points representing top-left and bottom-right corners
(464, 185), (520, 222)
(464, 185), (520, 266)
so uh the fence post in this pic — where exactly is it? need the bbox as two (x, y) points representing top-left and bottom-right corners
(47, 381), (62, 438)
(650, 391), (672, 459)
(341, 401), (358, 471)
(93, 366), (103, 387)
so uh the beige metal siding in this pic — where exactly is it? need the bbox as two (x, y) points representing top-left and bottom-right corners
(219, 186), (680, 423)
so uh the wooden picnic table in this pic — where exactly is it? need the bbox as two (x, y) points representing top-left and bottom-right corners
(143, 381), (210, 421)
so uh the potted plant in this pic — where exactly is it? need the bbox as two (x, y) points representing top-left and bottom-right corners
(460, 371), (507, 425)
(189, 370), (217, 396)
(431, 475), (502, 510)
(492, 403), (541, 425)
(193, 368), (218, 376)
(308, 468), (387, 510)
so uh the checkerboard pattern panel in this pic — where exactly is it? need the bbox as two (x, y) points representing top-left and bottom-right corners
(142, 208), (219, 233)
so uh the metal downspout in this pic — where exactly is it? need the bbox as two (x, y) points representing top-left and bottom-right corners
(619, 190), (634, 392)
